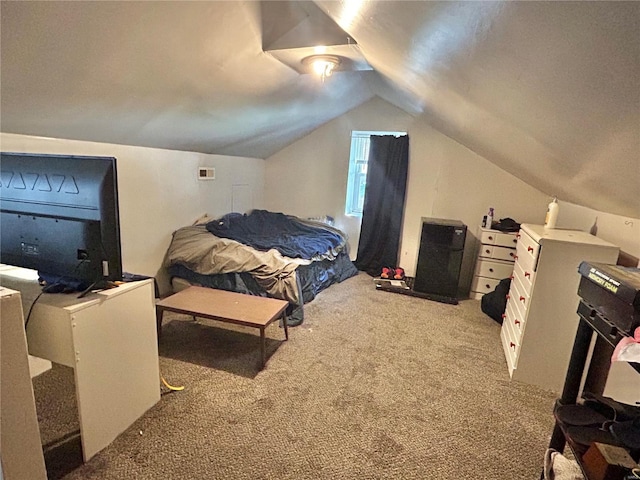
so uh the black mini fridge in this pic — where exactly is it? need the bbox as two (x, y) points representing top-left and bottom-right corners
(413, 218), (467, 304)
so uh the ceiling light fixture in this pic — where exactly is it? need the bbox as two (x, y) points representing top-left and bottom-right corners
(302, 55), (341, 82)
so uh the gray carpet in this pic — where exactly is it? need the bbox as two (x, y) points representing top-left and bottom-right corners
(32, 272), (557, 479)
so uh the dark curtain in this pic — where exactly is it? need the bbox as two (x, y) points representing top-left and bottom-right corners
(354, 135), (409, 276)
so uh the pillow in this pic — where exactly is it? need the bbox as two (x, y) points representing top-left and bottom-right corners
(192, 213), (215, 226)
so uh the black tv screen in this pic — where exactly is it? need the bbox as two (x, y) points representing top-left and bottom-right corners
(0, 152), (123, 290)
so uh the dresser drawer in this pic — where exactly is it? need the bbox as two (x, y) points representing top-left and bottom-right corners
(471, 276), (501, 295)
(474, 258), (514, 280)
(510, 271), (531, 315)
(504, 313), (521, 368)
(513, 260), (535, 295)
(480, 230), (519, 249)
(480, 245), (518, 262)
(509, 295), (528, 335)
(515, 230), (540, 273)
(501, 320), (519, 372)
(504, 298), (525, 342)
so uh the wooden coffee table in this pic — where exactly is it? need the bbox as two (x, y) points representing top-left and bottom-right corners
(156, 286), (289, 369)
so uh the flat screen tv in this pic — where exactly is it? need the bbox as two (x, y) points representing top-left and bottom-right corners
(0, 152), (123, 293)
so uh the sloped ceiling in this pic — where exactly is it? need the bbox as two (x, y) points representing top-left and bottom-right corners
(1, 1), (638, 218)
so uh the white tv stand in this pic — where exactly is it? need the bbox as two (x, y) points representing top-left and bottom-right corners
(25, 279), (160, 461)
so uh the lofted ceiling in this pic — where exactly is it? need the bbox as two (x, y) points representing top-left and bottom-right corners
(1, 1), (638, 218)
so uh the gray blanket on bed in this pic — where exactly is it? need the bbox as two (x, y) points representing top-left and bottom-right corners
(163, 225), (309, 305)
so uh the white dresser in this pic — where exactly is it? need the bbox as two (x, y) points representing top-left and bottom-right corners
(500, 224), (619, 393)
(470, 227), (518, 299)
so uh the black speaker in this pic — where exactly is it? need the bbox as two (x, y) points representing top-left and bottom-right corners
(413, 218), (467, 301)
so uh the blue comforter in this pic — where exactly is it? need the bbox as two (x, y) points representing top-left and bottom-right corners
(205, 210), (344, 260)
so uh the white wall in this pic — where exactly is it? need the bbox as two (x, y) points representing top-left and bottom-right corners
(0, 133), (265, 293)
(264, 97), (551, 289)
(555, 201), (640, 263)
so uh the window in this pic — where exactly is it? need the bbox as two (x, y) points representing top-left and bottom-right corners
(344, 131), (407, 217)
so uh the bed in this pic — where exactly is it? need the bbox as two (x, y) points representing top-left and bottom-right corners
(163, 210), (358, 326)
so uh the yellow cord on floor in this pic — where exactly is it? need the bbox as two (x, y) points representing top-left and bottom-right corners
(161, 376), (185, 391)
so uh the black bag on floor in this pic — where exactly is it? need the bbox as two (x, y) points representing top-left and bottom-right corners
(481, 278), (511, 324)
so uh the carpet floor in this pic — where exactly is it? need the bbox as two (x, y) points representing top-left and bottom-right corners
(32, 272), (557, 479)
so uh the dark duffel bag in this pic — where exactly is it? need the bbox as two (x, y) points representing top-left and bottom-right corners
(481, 277), (511, 324)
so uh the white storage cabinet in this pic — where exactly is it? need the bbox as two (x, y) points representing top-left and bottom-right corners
(470, 227), (518, 299)
(500, 224), (619, 392)
(26, 279), (161, 461)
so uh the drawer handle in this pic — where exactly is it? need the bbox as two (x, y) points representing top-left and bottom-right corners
(524, 271), (531, 278)
(485, 284), (491, 289)
(512, 253), (517, 259)
(509, 342), (516, 350)
(501, 314), (506, 319)
(516, 233), (521, 239)
(506, 294), (511, 300)
(512, 238), (517, 244)
(489, 268), (494, 273)
(519, 296), (526, 303)
(514, 319), (520, 326)
(509, 275), (514, 280)
(485, 249), (491, 254)
(528, 246), (534, 253)
(488, 235), (494, 241)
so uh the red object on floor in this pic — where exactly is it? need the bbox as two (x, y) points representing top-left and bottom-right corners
(381, 267), (393, 279)
(394, 268), (405, 280)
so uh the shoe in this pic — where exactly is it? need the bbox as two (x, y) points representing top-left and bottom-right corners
(393, 268), (405, 280)
(380, 267), (393, 279)
(610, 417), (640, 449)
